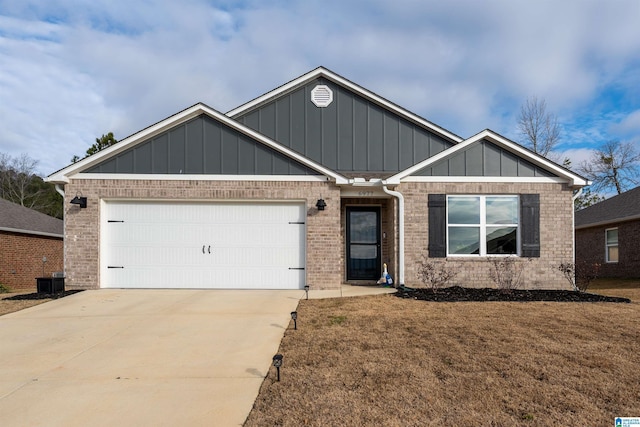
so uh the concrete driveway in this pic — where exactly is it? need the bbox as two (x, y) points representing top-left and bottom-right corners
(0, 289), (304, 426)
(0, 286), (395, 426)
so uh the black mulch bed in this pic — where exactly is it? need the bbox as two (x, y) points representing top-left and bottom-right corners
(395, 286), (631, 303)
(2, 290), (84, 301)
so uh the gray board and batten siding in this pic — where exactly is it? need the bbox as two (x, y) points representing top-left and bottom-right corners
(233, 77), (455, 174)
(85, 114), (320, 175)
(415, 139), (556, 177)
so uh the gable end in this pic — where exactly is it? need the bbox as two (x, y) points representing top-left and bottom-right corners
(233, 77), (455, 174)
(84, 115), (320, 176)
(415, 139), (556, 178)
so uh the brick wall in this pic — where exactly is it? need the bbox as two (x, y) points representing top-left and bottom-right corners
(0, 231), (63, 291)
(62, 178), (576, 291)
(398, 181), (575, 290)
(63, 179), (342, 290)
(575, 219), (640, 278)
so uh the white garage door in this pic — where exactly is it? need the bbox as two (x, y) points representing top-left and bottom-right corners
(101, 201), (306, 289)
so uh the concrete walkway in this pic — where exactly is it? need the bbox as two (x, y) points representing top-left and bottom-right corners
(0, 285), (394, 426)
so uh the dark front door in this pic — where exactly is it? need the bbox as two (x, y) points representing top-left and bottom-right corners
(346, 207), (381, 280)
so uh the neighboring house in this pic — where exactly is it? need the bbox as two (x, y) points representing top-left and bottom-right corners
(575, 186), (640, 278)
(46, 67), (587, 291)
(0, 198), (63, 291)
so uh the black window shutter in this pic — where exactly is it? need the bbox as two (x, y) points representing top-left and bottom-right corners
(520, 194), (540, 257)
(428, 194), (446, 258)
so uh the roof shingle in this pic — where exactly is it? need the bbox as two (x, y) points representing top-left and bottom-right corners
(0, 198), (63, 237)
(575, 186), (640, 228)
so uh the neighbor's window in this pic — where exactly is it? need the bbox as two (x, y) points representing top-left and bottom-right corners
(605, 228), (618, 263)
(447, 195), (519, 256)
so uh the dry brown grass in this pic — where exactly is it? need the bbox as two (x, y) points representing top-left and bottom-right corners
(246, 281), (640, 426)
(0, 293), (50, 316)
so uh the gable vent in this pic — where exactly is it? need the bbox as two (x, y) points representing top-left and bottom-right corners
(311, 85), (333, 107)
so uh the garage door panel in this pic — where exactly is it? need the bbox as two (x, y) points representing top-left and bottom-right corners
(102, 201), (305, 289)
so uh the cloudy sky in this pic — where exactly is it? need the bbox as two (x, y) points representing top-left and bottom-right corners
(1, 0), (639, 176)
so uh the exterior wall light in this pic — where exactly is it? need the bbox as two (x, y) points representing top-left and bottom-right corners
(70, 193), (87, 208)
(315, 198), (326, 211)
(290, 311), (297, 330)
(272, 354), (283, 381)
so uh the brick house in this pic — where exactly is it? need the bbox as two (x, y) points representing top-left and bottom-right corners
(46, 67), (587, 291)
(0, 198), (63, 291)
(575, 186), (640, 278)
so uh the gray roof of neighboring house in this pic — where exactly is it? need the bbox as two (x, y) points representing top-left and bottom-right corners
(0, 198), (63, 238)
(575, 186), (640, 229)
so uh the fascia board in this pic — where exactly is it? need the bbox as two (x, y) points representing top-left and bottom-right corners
(73, 174), (331, 182)
(575, 214), (640, 230)
(480, 132), (589, 187)
(46, 103), (348, 185)
(227, 67), (463, 144)
(389, 129), (589, 187)
(0, 226), (63, 239)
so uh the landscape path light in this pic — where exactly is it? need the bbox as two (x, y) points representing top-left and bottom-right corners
(290, 311), (297, 330)
(272, 354), (283, 381)
(304, 285), (309, 300)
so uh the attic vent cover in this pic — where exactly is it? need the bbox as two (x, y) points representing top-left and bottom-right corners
(311, 85), (333, 107)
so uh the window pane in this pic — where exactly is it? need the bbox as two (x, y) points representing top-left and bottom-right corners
(449, 227), (480, 254)
(608, 246), (619, 262)
(350, 212), (377, 243)
(606, 229), (618, 244)
(486, 197), (518, 224)
(486, 227), (517, 254)
(448, 197), (480, 224)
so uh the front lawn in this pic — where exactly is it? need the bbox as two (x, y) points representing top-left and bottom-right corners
(245, 282), (640, 426)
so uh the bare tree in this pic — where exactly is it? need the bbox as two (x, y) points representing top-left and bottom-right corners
(578, 140), (640, 195)
(574, 187), (605, 210)
(0, 153), (40, 207)
(0, 152), (62, 217)
(517, 96), (560, 157)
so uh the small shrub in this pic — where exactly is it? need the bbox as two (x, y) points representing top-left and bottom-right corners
(0, 283), (11, 293)
(488, 257), (530, 292)
(557, 261), (600, 292)
(417, 256), (457, 292)
(328, 315), (346, 325)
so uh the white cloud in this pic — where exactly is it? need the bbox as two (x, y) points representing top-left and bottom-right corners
(0, 0), (639, 176)
(610, 110), (640, 140)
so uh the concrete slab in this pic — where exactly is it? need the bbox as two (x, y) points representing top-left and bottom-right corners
(0, 285), (395, 426)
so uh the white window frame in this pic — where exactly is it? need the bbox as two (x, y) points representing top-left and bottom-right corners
(605, 227), (619, 263)
(446, 195), (520, 257)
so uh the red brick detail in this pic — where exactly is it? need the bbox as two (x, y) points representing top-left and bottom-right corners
(575, 219), (640, 278)
(0, 231), (64, 291)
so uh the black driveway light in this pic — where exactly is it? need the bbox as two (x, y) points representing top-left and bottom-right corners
(290, 311), (297, 330)
(272, 354), (283, 381)
(304, 285), (309, 300)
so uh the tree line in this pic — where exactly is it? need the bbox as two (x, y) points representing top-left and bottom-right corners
(0, 133), (118, 219)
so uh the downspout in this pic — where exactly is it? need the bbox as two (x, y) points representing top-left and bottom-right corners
(55, 184), (65, 198)
(55, 184), (67, 282)
(570, 187), (583, 290)
(571, 187), (583, 264)
(382, 185), (404, 286)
